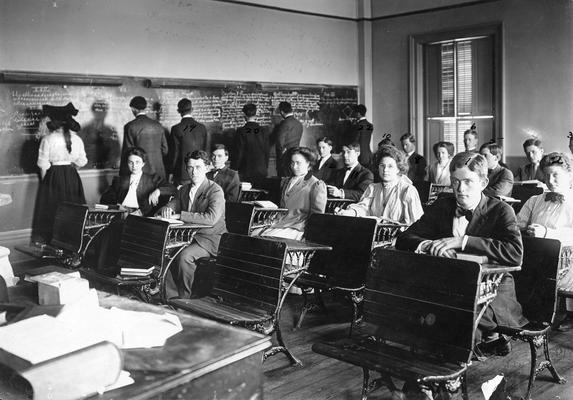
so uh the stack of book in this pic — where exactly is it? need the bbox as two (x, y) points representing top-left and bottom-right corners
(241, 182), (252, 191)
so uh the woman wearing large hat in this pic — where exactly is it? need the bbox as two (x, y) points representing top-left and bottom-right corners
(33, 102), (87, 243)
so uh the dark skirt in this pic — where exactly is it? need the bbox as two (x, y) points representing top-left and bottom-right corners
(33, 165), (85, 243)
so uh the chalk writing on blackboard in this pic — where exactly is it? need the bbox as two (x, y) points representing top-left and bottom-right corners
(0, 78), (357, 175)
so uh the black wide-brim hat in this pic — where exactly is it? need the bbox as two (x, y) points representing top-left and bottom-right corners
(42, 102), (81, 132)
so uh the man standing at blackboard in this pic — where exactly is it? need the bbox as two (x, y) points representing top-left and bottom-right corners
(236, 103), (269, 184)
(170, 98), (208, 185)
(273, 101), (303, 177)
(350, 104), (373, 167)
(121, 96), (168, 180)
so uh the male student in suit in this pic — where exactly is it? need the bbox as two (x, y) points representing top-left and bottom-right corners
(171, 98), (208, 185)
(160, 150), (226, 299)
(274, 101), (303, 177)
(400, 133), (427, 183)
(326, 143), (373, 201)
(396, 151), (527, 357)
(351, 104), (374, 167)
(120, 96), (168, 180)
(235, 103), (269, 185)
(313, 137), (338, 182)
(206, 144), (241, 202)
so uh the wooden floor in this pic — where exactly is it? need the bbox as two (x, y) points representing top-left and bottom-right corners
(262, 292), (573, 400)
(5, 242), (573, 400)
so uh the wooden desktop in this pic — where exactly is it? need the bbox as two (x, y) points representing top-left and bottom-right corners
(1, 286), (271, 400)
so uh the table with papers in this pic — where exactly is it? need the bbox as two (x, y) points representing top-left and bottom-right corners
(0, 285), (271, 400)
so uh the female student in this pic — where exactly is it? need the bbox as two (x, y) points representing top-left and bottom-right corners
(427, 141), (454, 186)
(338, 145), (423, 225)
(34, 103), (87, 243)
(253, 147), (326, 240)
(517, 152), (573, 319)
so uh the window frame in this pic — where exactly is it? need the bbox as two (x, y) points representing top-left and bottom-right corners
(409, 24), (503, 161)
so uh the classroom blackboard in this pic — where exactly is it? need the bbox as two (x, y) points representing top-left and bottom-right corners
(0, 73), (357, 176)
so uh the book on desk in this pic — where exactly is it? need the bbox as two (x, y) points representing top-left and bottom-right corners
(0, 315), (123, 400)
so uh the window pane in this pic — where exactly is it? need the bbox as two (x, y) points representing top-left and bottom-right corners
(457, 41), (472, 115)
(440, 43), (454, 116)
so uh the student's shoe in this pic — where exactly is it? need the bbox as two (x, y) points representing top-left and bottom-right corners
(475, 336), (512, 359)
(288, 285), (303, 295)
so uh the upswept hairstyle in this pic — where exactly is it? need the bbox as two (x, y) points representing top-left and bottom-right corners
(377, 145), (409, 176)
(125, 147), (147, 163)
(432, 141), (455, 157)
(290, 147), (317, 168)
(480, 142), (503, 158)
(540, 152), (573, 173)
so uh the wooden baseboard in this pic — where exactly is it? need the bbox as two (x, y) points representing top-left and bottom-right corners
(0, 228), (32, 244)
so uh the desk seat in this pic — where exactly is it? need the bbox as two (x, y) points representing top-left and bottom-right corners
(313, 336), (468, 384)
(170, 297), (272, 327)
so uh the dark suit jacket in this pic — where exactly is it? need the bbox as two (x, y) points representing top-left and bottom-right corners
(171, 116), (208, 184)
(354, 119), (374, 166)
(312, 156), (338, 182)
(485, 165), (514, 197)
(166, 179), (226, 256)
(206, 167), (241, 202)
(407, 152), (427, 183)
(121, 115), (168, 180)
(395, 194), (525, 327)
(327, 164), (374, 201)
(274, 115), (303, 155)
(100, 173), (169, 216)
(274, 115), (303, 176)
(236, 121), (269, 181)
(516, 163), (544, 182)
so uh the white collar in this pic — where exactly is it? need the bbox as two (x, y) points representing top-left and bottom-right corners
(130, 171), (143, 182)
(190, 177), (205, 189)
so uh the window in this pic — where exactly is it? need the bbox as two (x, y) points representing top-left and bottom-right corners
(410, 26), (501, 161)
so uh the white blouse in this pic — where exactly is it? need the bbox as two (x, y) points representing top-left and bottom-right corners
(517, 192), (573, 246)
(428, 160), (451, 185)
(37, 131), (88, 170)
(348, 176), (424, 225)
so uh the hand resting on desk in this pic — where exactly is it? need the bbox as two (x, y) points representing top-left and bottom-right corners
(419, 236), (464, 258)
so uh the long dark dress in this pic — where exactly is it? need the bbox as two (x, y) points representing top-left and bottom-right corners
(33, 131), (87, 243)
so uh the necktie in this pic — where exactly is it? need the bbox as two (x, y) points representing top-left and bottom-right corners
(455, 206), (473, 222)
(343, 167), (352, 185)
(188, 186), (197, 211)
(545, 192), (565, 204)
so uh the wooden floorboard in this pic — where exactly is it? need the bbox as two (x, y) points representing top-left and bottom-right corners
(262, 292), (573, 399)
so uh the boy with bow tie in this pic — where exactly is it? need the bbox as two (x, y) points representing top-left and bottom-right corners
(396, 151), (527, 357)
